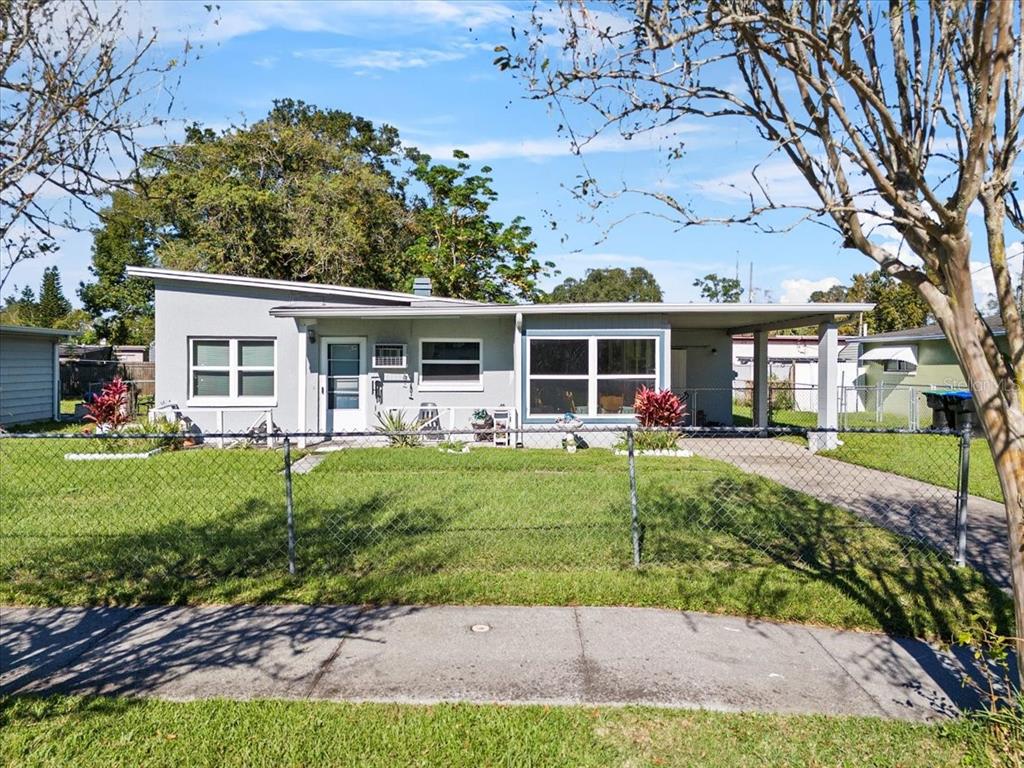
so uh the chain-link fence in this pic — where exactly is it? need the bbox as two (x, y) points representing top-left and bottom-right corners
(0, 424), (996, 605)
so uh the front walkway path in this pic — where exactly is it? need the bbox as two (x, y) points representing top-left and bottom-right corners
(685, 437), (1009, 589)
(1, 604), (990, 722)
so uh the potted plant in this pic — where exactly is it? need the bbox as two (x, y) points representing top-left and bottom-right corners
(554, 412), (584, 453)
(471, 408), (493, 441)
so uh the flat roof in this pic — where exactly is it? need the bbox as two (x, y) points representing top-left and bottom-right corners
(0, 324), (76, 338)
(269, 302), (873, 333)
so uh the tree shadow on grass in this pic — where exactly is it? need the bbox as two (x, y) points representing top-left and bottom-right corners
(638, 474), (1017, 712)
(640, 473), (1012, 640)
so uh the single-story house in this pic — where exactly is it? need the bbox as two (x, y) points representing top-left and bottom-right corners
(0, 324), (76, 426)
(127, 267), (871, 447)
(854, 316), (1009, 420)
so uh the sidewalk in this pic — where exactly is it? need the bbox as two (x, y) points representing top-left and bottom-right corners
(1, 604), (987, 722)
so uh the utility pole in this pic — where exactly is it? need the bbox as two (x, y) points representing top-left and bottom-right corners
(748, 262), (754, 302)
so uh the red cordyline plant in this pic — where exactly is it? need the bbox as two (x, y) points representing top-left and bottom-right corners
(84, 377), (130, 430)
(634, 387), (684, 428)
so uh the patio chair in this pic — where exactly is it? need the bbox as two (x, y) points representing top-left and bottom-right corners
(417, 402), (443, 440)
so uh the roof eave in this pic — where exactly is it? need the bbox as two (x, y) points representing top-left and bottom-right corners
(0, 324), (77, 338)
(269, 302), (874, 320)
(125, 266), (483, 306)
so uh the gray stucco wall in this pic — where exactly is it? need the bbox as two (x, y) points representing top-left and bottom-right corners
(153, 280), (516, 433)
(672, 328), (734, 425)
(153, 281), (739, 434)
(0, 333), (56, 425)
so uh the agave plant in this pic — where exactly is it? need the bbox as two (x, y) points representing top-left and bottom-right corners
(375, 410), (424, 447)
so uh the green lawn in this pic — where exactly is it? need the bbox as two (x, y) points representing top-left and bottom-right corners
(820, 432), (1003, 502)
(734, 404), (1003, 502)
(733, 404), (912, 430)
(0, 696), (1000, 768)
(0, 440), (1009, 640)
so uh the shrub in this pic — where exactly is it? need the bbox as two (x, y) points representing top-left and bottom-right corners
(375, 410), (423, 447)
(83, 377), (130, 431)
(634, 387), (684, 428)
(769, 376), (796, 411)
(629, 430), (680, 451)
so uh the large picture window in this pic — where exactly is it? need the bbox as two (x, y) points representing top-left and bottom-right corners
(190, 338), (276, 403)
(420, 339), (482, 391)
(527, 336), (659, 417)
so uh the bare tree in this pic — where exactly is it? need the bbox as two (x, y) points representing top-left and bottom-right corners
(508, 0), (1024, 676)
(0, 0), (194, 290)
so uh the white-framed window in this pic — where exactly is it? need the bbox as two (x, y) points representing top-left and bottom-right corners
(189, 338), (276, 405)
(419, 339), (483, 391)
(373, 343), (407, 369)
(527, 336), (659, 418)
(883, 359), (917, 374)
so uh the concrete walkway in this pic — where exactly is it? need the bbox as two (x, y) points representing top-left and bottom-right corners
(0, 604), (996, 722)
(686, 437), (1009, 589)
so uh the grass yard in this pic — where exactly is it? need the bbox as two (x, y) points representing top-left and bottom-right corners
(820, 432), (1003, 502)
(733, 403), (912, 430)
(0, 696), (1001, 768)
(733, 404), (1003, 502)
(0, 440), (1010, 640)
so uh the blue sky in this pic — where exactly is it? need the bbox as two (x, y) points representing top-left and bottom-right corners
(16, 0), (1020, 307)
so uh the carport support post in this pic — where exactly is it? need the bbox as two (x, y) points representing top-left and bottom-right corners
(627, 427), (641, 567)
(752, 330), (769, 429)
(283, 438), (297, 576)
(809, 322), (839, 452)
(954, 424), (970, 568)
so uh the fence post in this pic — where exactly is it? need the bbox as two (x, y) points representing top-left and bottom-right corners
(954, 424), (971, 567)
(627, 427), (641, 567)
(283, 437), (297, 576)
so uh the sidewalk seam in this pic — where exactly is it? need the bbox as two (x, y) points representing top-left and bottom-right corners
(302, 607), (365, 698)
(804, 628), (889, 718)
(572, 607), (595, 702)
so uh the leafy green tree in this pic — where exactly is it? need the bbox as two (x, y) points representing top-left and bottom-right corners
(85, 102), (543, 306)
(0, 285), (37, 326)
(810, 271), (929, 334)
(405, 150), (550, 302)
(35, 267), (73, 327)
(543, 267), (663, 303)
(79, 192), (158, 344)
(693, 273), (743, 303)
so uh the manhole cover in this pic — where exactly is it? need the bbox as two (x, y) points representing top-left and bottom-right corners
(471, 624), (491, 633)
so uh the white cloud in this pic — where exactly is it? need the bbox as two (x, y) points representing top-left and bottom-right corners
(295, 47), (468, 72)
(779, 276), (842, 304)
(134, 1), (514, 45)
(420, 125), (702, 162)
(972, 241), (1023, 309)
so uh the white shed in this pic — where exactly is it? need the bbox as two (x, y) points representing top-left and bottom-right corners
(0, 325), (75, 426)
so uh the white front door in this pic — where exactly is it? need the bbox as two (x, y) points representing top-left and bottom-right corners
(320, 337), (368, 432)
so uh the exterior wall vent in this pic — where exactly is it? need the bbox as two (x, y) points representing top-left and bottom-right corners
(412, 277), (432, 297)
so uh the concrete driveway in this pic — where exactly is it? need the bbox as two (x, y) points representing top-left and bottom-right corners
(1, 604), (1003, 722)
(685, 437), (1009, 589)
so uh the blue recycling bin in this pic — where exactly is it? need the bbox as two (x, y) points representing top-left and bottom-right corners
(924, 390), (974, 432)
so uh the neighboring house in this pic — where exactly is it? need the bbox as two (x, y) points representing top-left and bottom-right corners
(732, 334), (862, 412)
(854, 316), (1009, 419)
(0, 325), (76, 426)
(127, 267), (871, 446)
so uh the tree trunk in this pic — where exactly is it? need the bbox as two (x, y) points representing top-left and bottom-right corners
(951, 316), (1024, 685)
